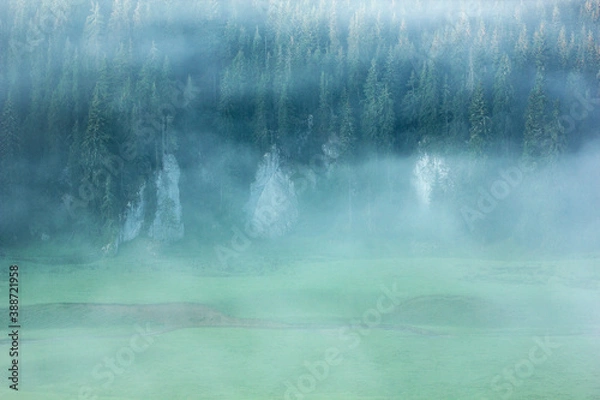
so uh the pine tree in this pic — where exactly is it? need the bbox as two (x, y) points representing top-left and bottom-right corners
(68, 120), (83, 188)
(492, 53), (515, 154)
(439, 75), (454, 142)
(101, 173), (119, 243)
(361, 59), (394, 156)
(361, 59), (380, 149)
(82, 83), (111, 200)
(276, 81), (291, 143)
(0, 93), (20, 185)
(347, 9), (362, 97)
(327, 0), (341, 56)
(83, 1), (105, 70)
(47, 40), (76, 160)
(544, 99), (567, 163)
(523, 71), (548, 160)
(317, 71), (331, 142)
(136, 41), (160, 107)
(418, 61), (438, 141)
(338, 87), (355, 159)
(533, 21), (549, 69)
(514, 24), (530, 67)
(584, 29), (598, 72)
(551, 4), (562, 32)
(378, 83), (395, 154)
(108, 0), (132, 40)
(468, 82), (490, 157)
(253, 72), (270, 152)
(251, 26), (265, 69)
(400, 69), (421, 144)
(557, 26), (571, 68)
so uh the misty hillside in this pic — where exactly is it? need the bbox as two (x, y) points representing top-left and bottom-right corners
(0, 0), (599, 254)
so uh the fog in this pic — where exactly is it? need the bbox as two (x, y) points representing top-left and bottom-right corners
(192, 137), (600, 265)
(0, 0), (599, 399)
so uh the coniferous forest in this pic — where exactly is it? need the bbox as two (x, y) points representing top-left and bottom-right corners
(0, 0), (599, 251)
(2, 3), (600, 399)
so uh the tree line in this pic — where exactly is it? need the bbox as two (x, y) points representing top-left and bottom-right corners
(0, 0), (599, 243)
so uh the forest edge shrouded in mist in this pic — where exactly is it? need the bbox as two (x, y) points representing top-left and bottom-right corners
(0, 0), (599, 257)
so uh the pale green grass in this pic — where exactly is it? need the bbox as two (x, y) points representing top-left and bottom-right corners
(0, 239), (598, 399)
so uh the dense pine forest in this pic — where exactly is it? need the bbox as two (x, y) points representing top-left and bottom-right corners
(0, 0), (599, 250)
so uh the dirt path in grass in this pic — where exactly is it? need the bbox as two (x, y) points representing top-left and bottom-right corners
(0, 301), (447, 345)
(1, 297), (597, 344)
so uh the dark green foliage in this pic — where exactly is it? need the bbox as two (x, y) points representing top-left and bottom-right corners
(468, 82), (491, 157)
(0, 93), (20, 185)
(1, 0), (599, 243)
(523, 71), (548, 160)
(361, 59), (394, 156)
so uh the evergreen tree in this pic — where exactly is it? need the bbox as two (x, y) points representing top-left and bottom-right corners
(417, 61), (438, 141)
(346, 9), (362, 97)
(544, 99), (567, 163)
(468, 82), (490, 157)
(556, 26), (571, 68)
(0, 93), (20, 185)
(108, 0), (132, 41)
(361, 59), (380, 149)
(514, 24), (530, 67)
(276, 81), (291, 143)
(101, 173), (119, 243)
(492, 53), (515, 154)
(338, 87), (355, 159)
(533, 21), (549, 70)
(439, 75), (454, 144)
(361, 59), (394, 156)
(83, 1), (105, 70)
(253, 72), (270, 152)
(523, 71), (548, 160)
(317, 71), (332, 143)
(2, 0), (600, 245)
(136, 41), (160, 107)
(81, 82), (112, 209)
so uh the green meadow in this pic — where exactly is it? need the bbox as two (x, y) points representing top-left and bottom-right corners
(1, 237), (598, 400)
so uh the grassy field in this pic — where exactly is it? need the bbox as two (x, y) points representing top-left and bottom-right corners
(0, 237), (598, 399)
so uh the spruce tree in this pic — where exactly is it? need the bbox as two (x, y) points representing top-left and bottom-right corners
(492, 54), (515, 154)
(0, 93), (20, 185)
(317, 71), (331, 143)
(253, 72), (270, 152)
(338, 87), (355, 159)
(468, 82), (490, 157)
(514, 24), (530, 67)
(544, 99), (567, 163)
(523, 70), (548, 160)
(533, 21), (549, 70)
(81, 83), (111, 208)
(83, 1), (105, 70)
(361, 59), (380, 151)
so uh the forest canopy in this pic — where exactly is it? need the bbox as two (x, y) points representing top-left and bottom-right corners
(0, 0), (599, 246)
